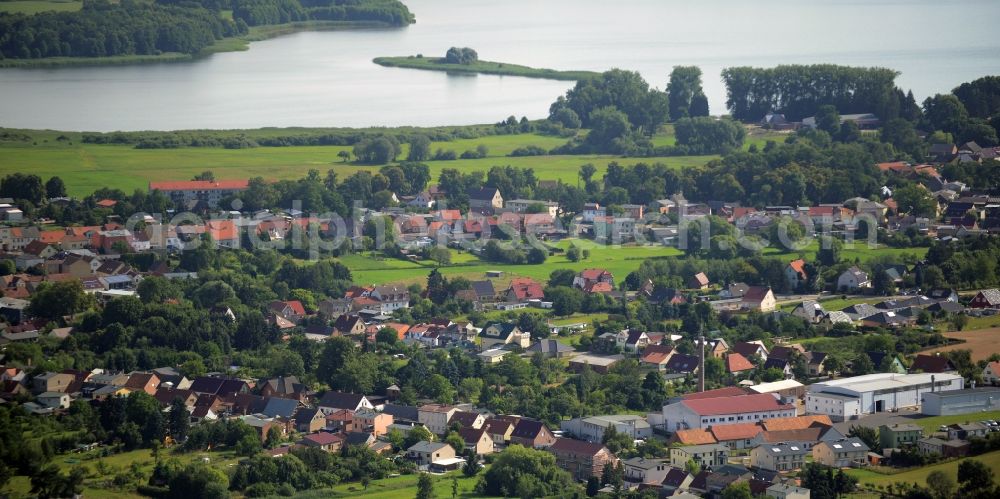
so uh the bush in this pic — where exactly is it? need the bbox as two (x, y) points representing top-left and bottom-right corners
(509, 145), (548, 157)
(445, 47), (478, 64)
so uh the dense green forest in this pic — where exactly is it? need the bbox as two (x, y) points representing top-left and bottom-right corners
(0, 0), (412, 60)
(721, 65), (914, 122)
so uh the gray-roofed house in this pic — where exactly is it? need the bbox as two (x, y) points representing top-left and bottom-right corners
(261, 397), (300, 419)
(317, 392), (374, 414)
(792, 301), (826, 323)
(842, 303), (879, 321)
(469, 280), (496, 302)
(879, 423), (923, 450)
(837, 267), (871, 291)
(527, 339), (575, 358)
(970, 289), (1000, 309)
(480, 323), (530, 349)
(750, 442), (808, 472)
(407, 441), (455, 466)
(466, 187), (504, 214)
(669, 443), (728, 468)
(812, 438), (869, 467)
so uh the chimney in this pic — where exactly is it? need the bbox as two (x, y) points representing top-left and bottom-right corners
(931, 374), (936, 393)
(698, 335), (706, 392)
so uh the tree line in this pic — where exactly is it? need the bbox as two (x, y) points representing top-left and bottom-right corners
(721, 64), (909, 122)
(0, 0), (247, 59)
(0, 0), (412, 60)
(232, 0), (412, 27)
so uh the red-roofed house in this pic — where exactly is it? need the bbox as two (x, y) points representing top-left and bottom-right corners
(681, 387), (750, 400)
(640, 345), (675, 371)
(660, 394), (796, 432)
(300, 432), (344, 453)
(547, 438), (618, 481)
(725, 353), (755, 376)
(206, 220), (239, 248)
(505, 278), (544, 303)
(433, 210), (462, 222)
(877, 161), (910, 174)
(909, 354), (956, 374)
(784, 259), (808, 290)
(96, 199), (118, 208)
(985, 361), (1000, 385)
(669, 428), (718, 446)
(573, 269), (614, 290)
(688, 272), (710, 290)
(269, 300), (307, 323)
(709, 423), (764, 450)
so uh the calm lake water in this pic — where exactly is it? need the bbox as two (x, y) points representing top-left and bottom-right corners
(1, 0), (999, 131)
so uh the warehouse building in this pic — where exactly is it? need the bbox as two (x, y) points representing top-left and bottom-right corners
(806, 373), (963, 421)
(921, 387), (1000, 416)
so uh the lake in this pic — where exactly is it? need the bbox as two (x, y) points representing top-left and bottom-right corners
(1, 0), (999, 131)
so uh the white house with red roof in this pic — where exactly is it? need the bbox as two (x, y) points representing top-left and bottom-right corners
(268, 300), (307, 323)
(984, 361), (1000, 385)
(784, 259), (808, 290)
(658, 393), (796, 432)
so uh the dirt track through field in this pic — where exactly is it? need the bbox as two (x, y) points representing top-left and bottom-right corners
(925, 327), (1000, 362)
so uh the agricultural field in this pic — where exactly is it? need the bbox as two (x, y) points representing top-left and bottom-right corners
(0, 129), (708, 197)
(924, 327), (1000, 361)
(0, 127), (784, 197)
(0, 0), (81, 14)
(847, 450), (1000, 487)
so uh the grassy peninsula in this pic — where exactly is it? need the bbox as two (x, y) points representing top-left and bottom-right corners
(373, 55), (599, 81)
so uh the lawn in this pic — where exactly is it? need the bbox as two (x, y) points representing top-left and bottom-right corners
(847, 450), (1000, 487)
(0, 0), (81, 14)
(324, 471), (485, 498)
(902, 411), (1000, 434)
(345, 237), (928, 287)
(345, 238), (683, 286)
(0, 129), (714, 197)
(759, 239), (929, 263)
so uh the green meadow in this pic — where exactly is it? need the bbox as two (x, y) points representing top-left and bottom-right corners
(847, 449), (1000, 487)
(343, 237), (925, 287)
(0, 129), (712, 197)
(346, 239), (684, 286)
(0, 0), (82, 14)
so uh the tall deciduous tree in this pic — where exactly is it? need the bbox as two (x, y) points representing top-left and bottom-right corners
(667, 66), (705, 120)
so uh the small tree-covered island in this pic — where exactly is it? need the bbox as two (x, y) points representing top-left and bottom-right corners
(2, 0), (1000, 497)
(374, 47), (601, 81)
